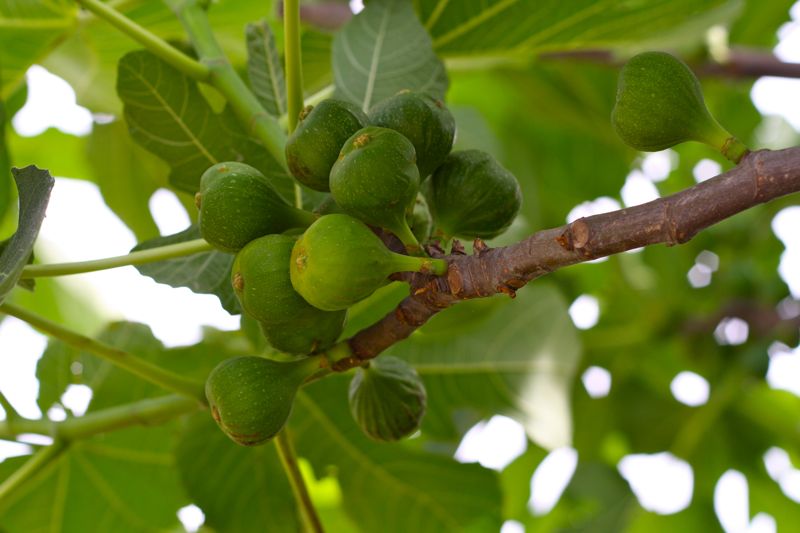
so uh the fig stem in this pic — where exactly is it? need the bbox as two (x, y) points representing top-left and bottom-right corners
(75, 0), (210, 81)
(0, 303), (206, 402)
(0, 439), (68, 508)
(19, 238), (213, 279)
(0, 390), (21, 422)
(274, 430), (325, 533)
(284, 0), (305, 209)
(391, 254), (448, 277)
(278, 85), (334, 131)
(392, 221), (425, 257)
(721, 136), (750, 164)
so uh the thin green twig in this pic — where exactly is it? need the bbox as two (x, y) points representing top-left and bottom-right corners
(0, 390), (20, 421)
(75, 0), (210, 81)
(275, 430), (325, 533)
(20, 239), (212, 279)
(0, 303), (206, 402)
(283, 0), (305, 209)
(0, 441), (67, 509)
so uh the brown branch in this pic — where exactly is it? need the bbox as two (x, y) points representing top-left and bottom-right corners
(336, 147), (800, 371)
(539, 47), (800, 80)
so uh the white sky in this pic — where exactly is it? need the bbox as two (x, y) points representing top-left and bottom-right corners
(2, 7), (800, 532)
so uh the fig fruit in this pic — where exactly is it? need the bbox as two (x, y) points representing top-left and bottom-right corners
(424, 150), (522, 240)
(348, 356), (427, 442)
(205, 355), (319, 446)
(285, 100), (369, 191)
(197, 162), (316, 253)
(231, 234), (345, 353)
(329, 126), (421, 253)
(368, 90), (456, 178)
(611, 51), (749, 163)
(290, 214), (448, 311)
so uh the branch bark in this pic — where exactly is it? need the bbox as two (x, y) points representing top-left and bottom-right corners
(335, 147), (800, 370)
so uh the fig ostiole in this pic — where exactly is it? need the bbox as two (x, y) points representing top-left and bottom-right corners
(611, 51), (749, 163)
(424, 149), (522, 241)
(197, 161), (316, 253)
(329, 126), (422, 255)
(289, 214), (447, 311)
(348, 356), (427, 442)
(285, 99), (369, 192)
(205, 355), (320, 446)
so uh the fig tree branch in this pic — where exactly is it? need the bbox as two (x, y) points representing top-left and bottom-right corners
(0, 440), (67, 508)
(336, 147), (800, 370)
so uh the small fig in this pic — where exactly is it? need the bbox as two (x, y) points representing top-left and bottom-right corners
(368, 90), (455, 178)
(329, 126), (421, 253)
(232, 234), (345, 353)
(290, 214), (448, 311)
(408, 193), (433, 243)
(611, 51), (749, 163)
(197, 162), (316, 253)
(205, 355), (319, 446)
(285, 100), (369, 191)
(424, 150), (522, 240)
(348, 356), (427, 442)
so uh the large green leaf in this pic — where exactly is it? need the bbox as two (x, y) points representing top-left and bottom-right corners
(131, 225), (240, 315)
(86, 120), (166, 242)
(0, 166), (54, 304)
(417, 0), (736, 61)
(117, 50), (291, 196)
(391, 283), (581, 449)
(246, 21), (287, 118)
(333, 0), (448, 111)
(0, 0), (76, 99)
(292, 376), (503, 532)
(175, 414), (299, 533)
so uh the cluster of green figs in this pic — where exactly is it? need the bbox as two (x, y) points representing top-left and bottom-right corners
(196, 90), (522, 445)
(200, 51), (746, 447)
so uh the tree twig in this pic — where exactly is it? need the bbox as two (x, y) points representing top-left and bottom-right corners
(274, 430), (325, 533)
(334, 147), (800, 370)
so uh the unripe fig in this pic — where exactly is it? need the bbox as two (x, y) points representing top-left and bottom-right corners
(424, 150), (522, 240)
(611, 51), (749, 163)
(329, 126), (421, 253)
(197, 162), (316, 253)
(348, 356), (427, 442)
(205, 355), (320, 446)
(290, 214), (447, 311)
(408, 193), (433, 243)
(231, 235), (345, 353)
(368, 90), (455, 178)
(285, 100), (369, 191)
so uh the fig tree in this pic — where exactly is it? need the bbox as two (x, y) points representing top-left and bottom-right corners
(329, 126), (421, 253)
(290, 214), (447, 311)
(349, 356), (427, 441)
(285, 100), (369, 191)
(205, 355), (320, 446)
(425, 150), (522, 240)
(368, 90), (455, 178)
(611, 51), (749, 163)
(197, 162), (316, 253)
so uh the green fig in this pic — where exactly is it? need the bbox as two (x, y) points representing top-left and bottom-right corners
(285, 100), (369, 191)
(611, 51), (749, 163)
(232, 235), (345, 353)
(407, 193), (433, 243)
(329, 126), (421, 253)
(290, 214), (447, 311)
(424, 150), (522, 240)
(205, 355), (319, 446)
(197, 162), (316, 253)
(348, 356), (427, 442)
(368, 90), (456, 178)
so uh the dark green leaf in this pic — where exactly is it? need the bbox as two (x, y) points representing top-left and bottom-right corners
(293, 376), (503, 532)
(132, 225), (240, 315)
(0, 166), (54, 304)
(333, 0), (448, 111)
(117, 50), (291, 196)
(175, 413), (299, 532)
(246, 21), (287, 117)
